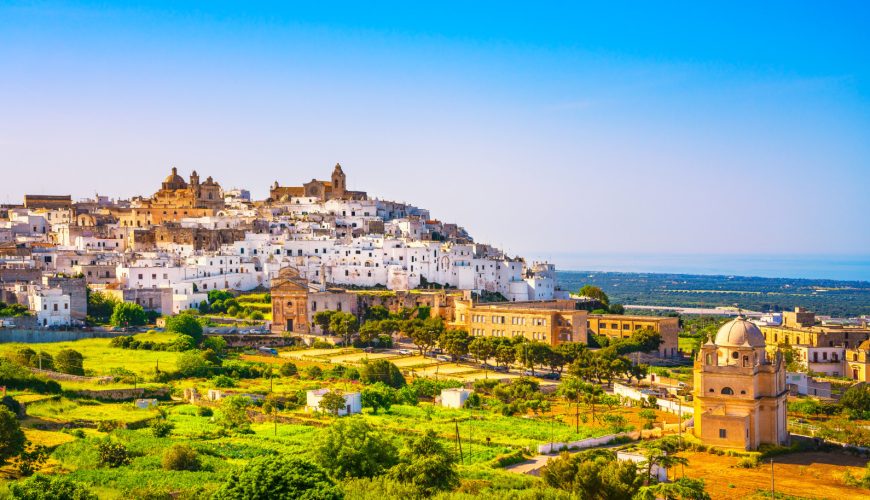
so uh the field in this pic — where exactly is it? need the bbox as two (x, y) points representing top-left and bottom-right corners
(680, 450), (870, 499)
(3, 335), (869, 499)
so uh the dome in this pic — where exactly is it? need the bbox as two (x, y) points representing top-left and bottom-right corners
(162, 167), (187, 189)
(714, 317), (766, 348)
(858, 339), (870, 351)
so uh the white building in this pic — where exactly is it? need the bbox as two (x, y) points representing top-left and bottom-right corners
(31, 288), (71, 327)
(306, 389), (361, 416)
(441, 388), (473, 409)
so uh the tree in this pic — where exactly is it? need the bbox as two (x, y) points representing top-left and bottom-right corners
(409, 317), (444, 355)
(361, 383), (396, 414)
(213, 455), (342, 500)
(639, 409), (658, 430)
(315, 417), (398, 479)
(495, 342), (516, 368)
(109, 302), (147, 327)
(358, 321), (382, 344)
(217, 395), (252, 432)
(359, 359), (406, 388)
(0, 406), (26, 466)
(578, 285), (610, 307)
(87, 289), (119, 324)
(280, 362), (298, 377)
(841, 384), (870, 419)
(329, 312), (359, 346)
(9, 474), (97, 500)
(635, 478), (711, 500)
(312, 310), (336, 335)
(54, 349), (84, 376)
(469, 337), (495, 364)
(439, 329), (470, 361)
(164, 314), (204, 344)
(608, 303), (625, 315)
(175, 350), (216, 377)
(638, 441), (688, 485)
(319, 390), (348, 416)
(545, 348), (567, 374)
(12, 347), (37, 367)
(389, 429), (458, 495)
(202, 336), (228, 355)
(364, 305), (390, 322)
(558, 376), (586, 433)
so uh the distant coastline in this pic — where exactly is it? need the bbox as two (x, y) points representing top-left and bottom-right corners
(535, 252), (870, 282)
(555, 269), (870, 317)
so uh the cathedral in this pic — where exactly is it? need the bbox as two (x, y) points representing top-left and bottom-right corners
(119, 167), (224, 227)
(269, 163), (368, 202)
(693, 317), (789, 450)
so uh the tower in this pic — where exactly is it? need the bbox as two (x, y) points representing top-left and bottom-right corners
(693, 317), (789, 450)
(331, 163), (346, 198)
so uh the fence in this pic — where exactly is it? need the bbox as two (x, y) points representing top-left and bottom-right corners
(28, 367), (112, 384)
(0, 329), (120, 343)
(537, 431), (637, 455)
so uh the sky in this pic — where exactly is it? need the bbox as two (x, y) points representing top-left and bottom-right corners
(1, 1), (869, 267)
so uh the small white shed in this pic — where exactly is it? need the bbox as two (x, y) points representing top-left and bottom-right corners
(441, 388), (473, 409)
(306, 389), (361, 416)
(617, 450), (668, 483)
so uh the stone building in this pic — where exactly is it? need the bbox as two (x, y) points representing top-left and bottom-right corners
(759, 307), (870, 349)
(24, 195), (72, 210)
(452, 298), (587, 346)
(269, 163), (368, 202)
(693, 317), (789, 450)
(587, 314), (680, 357)
(270, 266), (358, 335)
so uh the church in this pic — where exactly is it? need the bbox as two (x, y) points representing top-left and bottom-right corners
(118, 167), (225, 227)
(693, 317), (789, 450)
(269, 163), (368, 202)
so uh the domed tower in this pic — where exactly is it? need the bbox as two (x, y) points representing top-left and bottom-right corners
(693, 317), (789, 450)
(331, 163), (346, 199)
(161, 167), (187, 191)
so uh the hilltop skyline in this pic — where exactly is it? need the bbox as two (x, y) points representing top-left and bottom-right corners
(2, 1), (869, 259)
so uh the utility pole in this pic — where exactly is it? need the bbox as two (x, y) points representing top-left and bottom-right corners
(274, 405), (278, 436)
(770, 459), (775, 497)
(455, 419), (463, 464)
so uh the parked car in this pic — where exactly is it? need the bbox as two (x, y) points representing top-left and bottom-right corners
(398, 349), (412, 355)
(492, 365), (509, 373)
(436, 355), (452, 362)
(540, 372), (561, 380)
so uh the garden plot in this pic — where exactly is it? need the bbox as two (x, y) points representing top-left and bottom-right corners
(389, 355), (440, 368)
(323, 352), (396, 364)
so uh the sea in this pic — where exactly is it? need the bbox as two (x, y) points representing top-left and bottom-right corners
(531, 253), (870, 282)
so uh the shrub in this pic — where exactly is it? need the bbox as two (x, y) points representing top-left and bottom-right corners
(211, 374), (238, 388)
(151, 420), (175, 438)
(315, 417), (398, 479)
(279, 362), (298, 377)
(311, 340), (334, 349)
(9, 474), (97, 500)
(175, 350), (217, 378)
(358, 359), (405, 389)
(165, 314), (204, 344)
(169, 334), (198, 352)
(0, 406), (26, 465)
(213, 456), (341, 500)
(97, 441), (131, 468)
(162, 444), (200, 471)
(304, 366), (324, 379)
(197, 406), (214, 417)
(55, 349), (85, 376)
(110, 302), (147, 327)
(249, 311), (265, 321)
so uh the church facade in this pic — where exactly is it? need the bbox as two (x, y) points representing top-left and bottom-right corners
(270, 163), (368, 202)
(693, 317), (789, 450)
(118, 167), (224, 227)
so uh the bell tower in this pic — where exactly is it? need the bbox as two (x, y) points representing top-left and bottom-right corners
(331, 163), (346, 199)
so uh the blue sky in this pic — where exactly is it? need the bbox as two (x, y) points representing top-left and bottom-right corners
(1, 1), (869, 261)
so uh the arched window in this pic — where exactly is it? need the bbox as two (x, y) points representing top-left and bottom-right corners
(721, 387), (734, 395)
(743, 355), (749, 367)
(705, 353), (712, 365)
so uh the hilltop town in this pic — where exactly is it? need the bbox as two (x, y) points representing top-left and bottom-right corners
(1, 167), (870, 499)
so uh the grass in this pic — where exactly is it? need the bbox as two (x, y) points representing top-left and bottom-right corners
(25, 397), (160, 424)
(0, 338), (183, 377)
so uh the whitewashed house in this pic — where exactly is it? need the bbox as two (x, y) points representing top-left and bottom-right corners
(306, 389), (361, 416)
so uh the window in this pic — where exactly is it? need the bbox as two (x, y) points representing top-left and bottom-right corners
(719, 429), (727, 438)
(721, 387), (734, 395)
